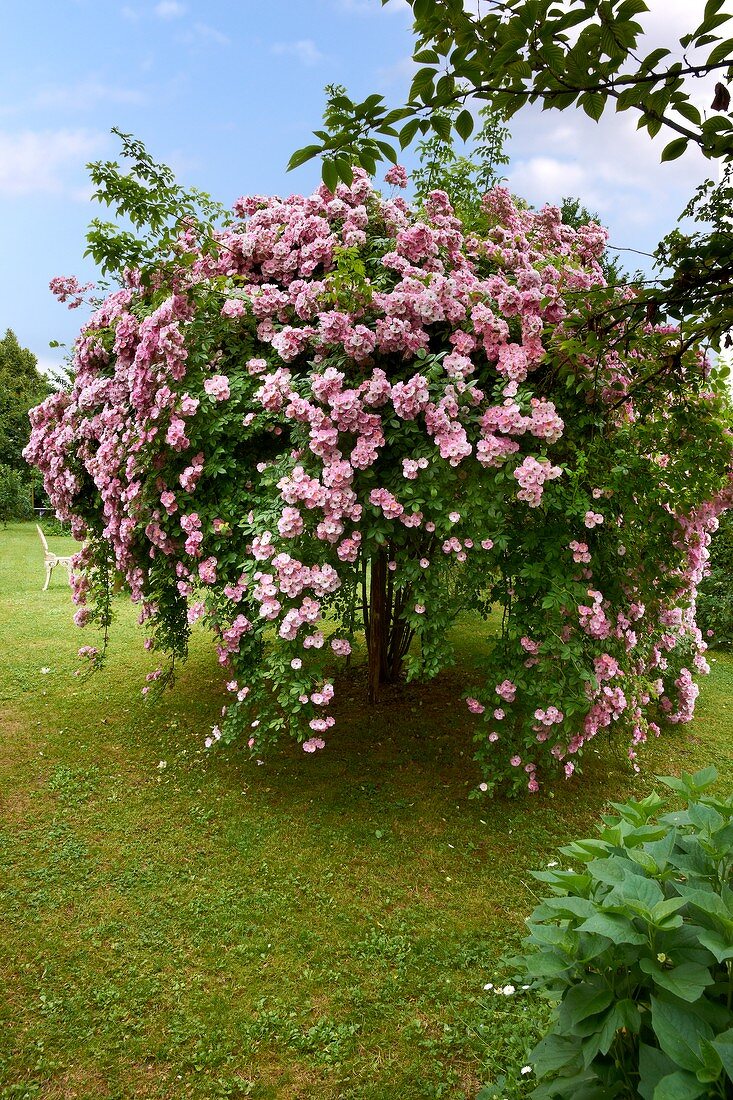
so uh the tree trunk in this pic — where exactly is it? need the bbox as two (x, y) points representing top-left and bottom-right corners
(366, 551), (412, 704)
(367, 550), (387, 704)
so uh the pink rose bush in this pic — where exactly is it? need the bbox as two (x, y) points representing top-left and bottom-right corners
(25, 165), (732, 794)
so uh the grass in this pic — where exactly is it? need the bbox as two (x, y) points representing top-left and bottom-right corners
(1, 520), (732, 1100)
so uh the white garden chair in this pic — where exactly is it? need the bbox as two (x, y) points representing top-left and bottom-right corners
(36, 524), (73, 590)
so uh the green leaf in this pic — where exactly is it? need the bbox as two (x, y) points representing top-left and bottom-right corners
(559, 982), (614, 1032)
(286, 144), (322, 171)
(540, 895), (597, 920)
(650, 897), (687, 928)
(399, 117), (422, 149)
(653, 1071), (707, 1099)
(651, 995), (714, 1072)
(374, 139), (398, 164)
(431, 113), (452, 141)
(697, 929), (733, 963)
(335, 158), (355, 184)
(575, 911), (647, 946)
(413, 48), (439, 64)
(661, 138), (688, 162)
(696, 1038), (723, 1084)
(581, 92), (605, 121)
(455, 108), (474, 140)
(707, 37), (733, 65)
(711, 1028), (733, 1082)
(529, 1032), (580, 1076)
(640, 960), (714, 1002)
(639, 1042), (678, 1100)
(411, 65), (437, 94)
(322, 159), (339, 194)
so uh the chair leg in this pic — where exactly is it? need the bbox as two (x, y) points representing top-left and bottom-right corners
(43, 564), (51, 591)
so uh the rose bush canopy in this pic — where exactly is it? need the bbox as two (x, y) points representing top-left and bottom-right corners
(25, 164), (733, 794)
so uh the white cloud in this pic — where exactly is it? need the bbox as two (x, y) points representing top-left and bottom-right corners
(154, 0), (186, 17)
(271, 39), (325, 66)
(0, 129), (106, 197)
(27, 80), (146, 112)
(191, 22), (230, 46)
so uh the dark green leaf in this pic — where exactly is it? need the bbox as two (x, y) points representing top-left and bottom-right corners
(575, 911), (647, 945)
(286, 144), (322, 171)
(581, 92), (606, 121)
(455, 108), (474, 140)
(651, 995), (713, 1072)
(640, 959), (714, 1002)
(711, 1028), (733, 1082)
(653, 1071), (707, 1099)
(559, 982), (614, 1032)
(529, 1032), (581, 1076)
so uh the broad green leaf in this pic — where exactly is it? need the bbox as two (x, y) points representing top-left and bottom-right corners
(322, 160), (339, 194)
(697, 929), (733, 963)
(653, 1070), (707, 1099)
(559, 982), (614, 1032)
(286, 144), (322, 171)
(651, 995), (713, 1072)
(711, 1028), (733, 1082)
(541, 895), (597, 919)
(661, 137), (688, 162)
(575, 911), (647, 946)
(650, 897), (687, 927)
(399, 117), (422, 149)
(581, 92), (605, 121)
(639, 1042), (678, 1100)
(455, 108), (474, 140)
(529, 1031), (580, 1076)
(640, 959), (714, 1002)
(696, 1038), (723, 1083)
(707, 37), (733, 64)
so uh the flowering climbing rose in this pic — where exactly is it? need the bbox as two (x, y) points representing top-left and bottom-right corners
(25, 167), (732, 794)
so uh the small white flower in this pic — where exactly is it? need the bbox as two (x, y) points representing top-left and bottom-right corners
(547, 860), (558, 868)
(521, 1065), (532, 1075)
(157, 760), (167, 770)
(483, 983), (494, 991)
(501, 984), (516, 996)
(40, 667), (51, 674)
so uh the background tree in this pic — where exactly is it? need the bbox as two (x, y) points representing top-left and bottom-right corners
(290, 0), (733, 353)
(411, 101), (510, 225)
(0, 329), (49, 520)
(0, 329), (48, 472)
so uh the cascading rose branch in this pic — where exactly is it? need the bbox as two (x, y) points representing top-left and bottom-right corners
(25, 167), (732, 794)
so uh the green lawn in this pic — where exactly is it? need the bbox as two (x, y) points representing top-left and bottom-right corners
(1, 521), (732, 1100)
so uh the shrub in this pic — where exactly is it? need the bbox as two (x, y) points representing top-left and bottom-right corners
(517, 767), (733, 1097)
(23, 135), (733, 791)
(697, 510), (733, 649)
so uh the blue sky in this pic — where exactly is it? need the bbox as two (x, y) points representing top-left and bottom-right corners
(1, 0), (726, 373)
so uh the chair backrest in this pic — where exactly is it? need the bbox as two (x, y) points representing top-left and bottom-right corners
(36, 524), (50, 553)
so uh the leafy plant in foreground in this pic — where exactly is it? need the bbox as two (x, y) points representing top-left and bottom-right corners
(517, 767), (733, 1097)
